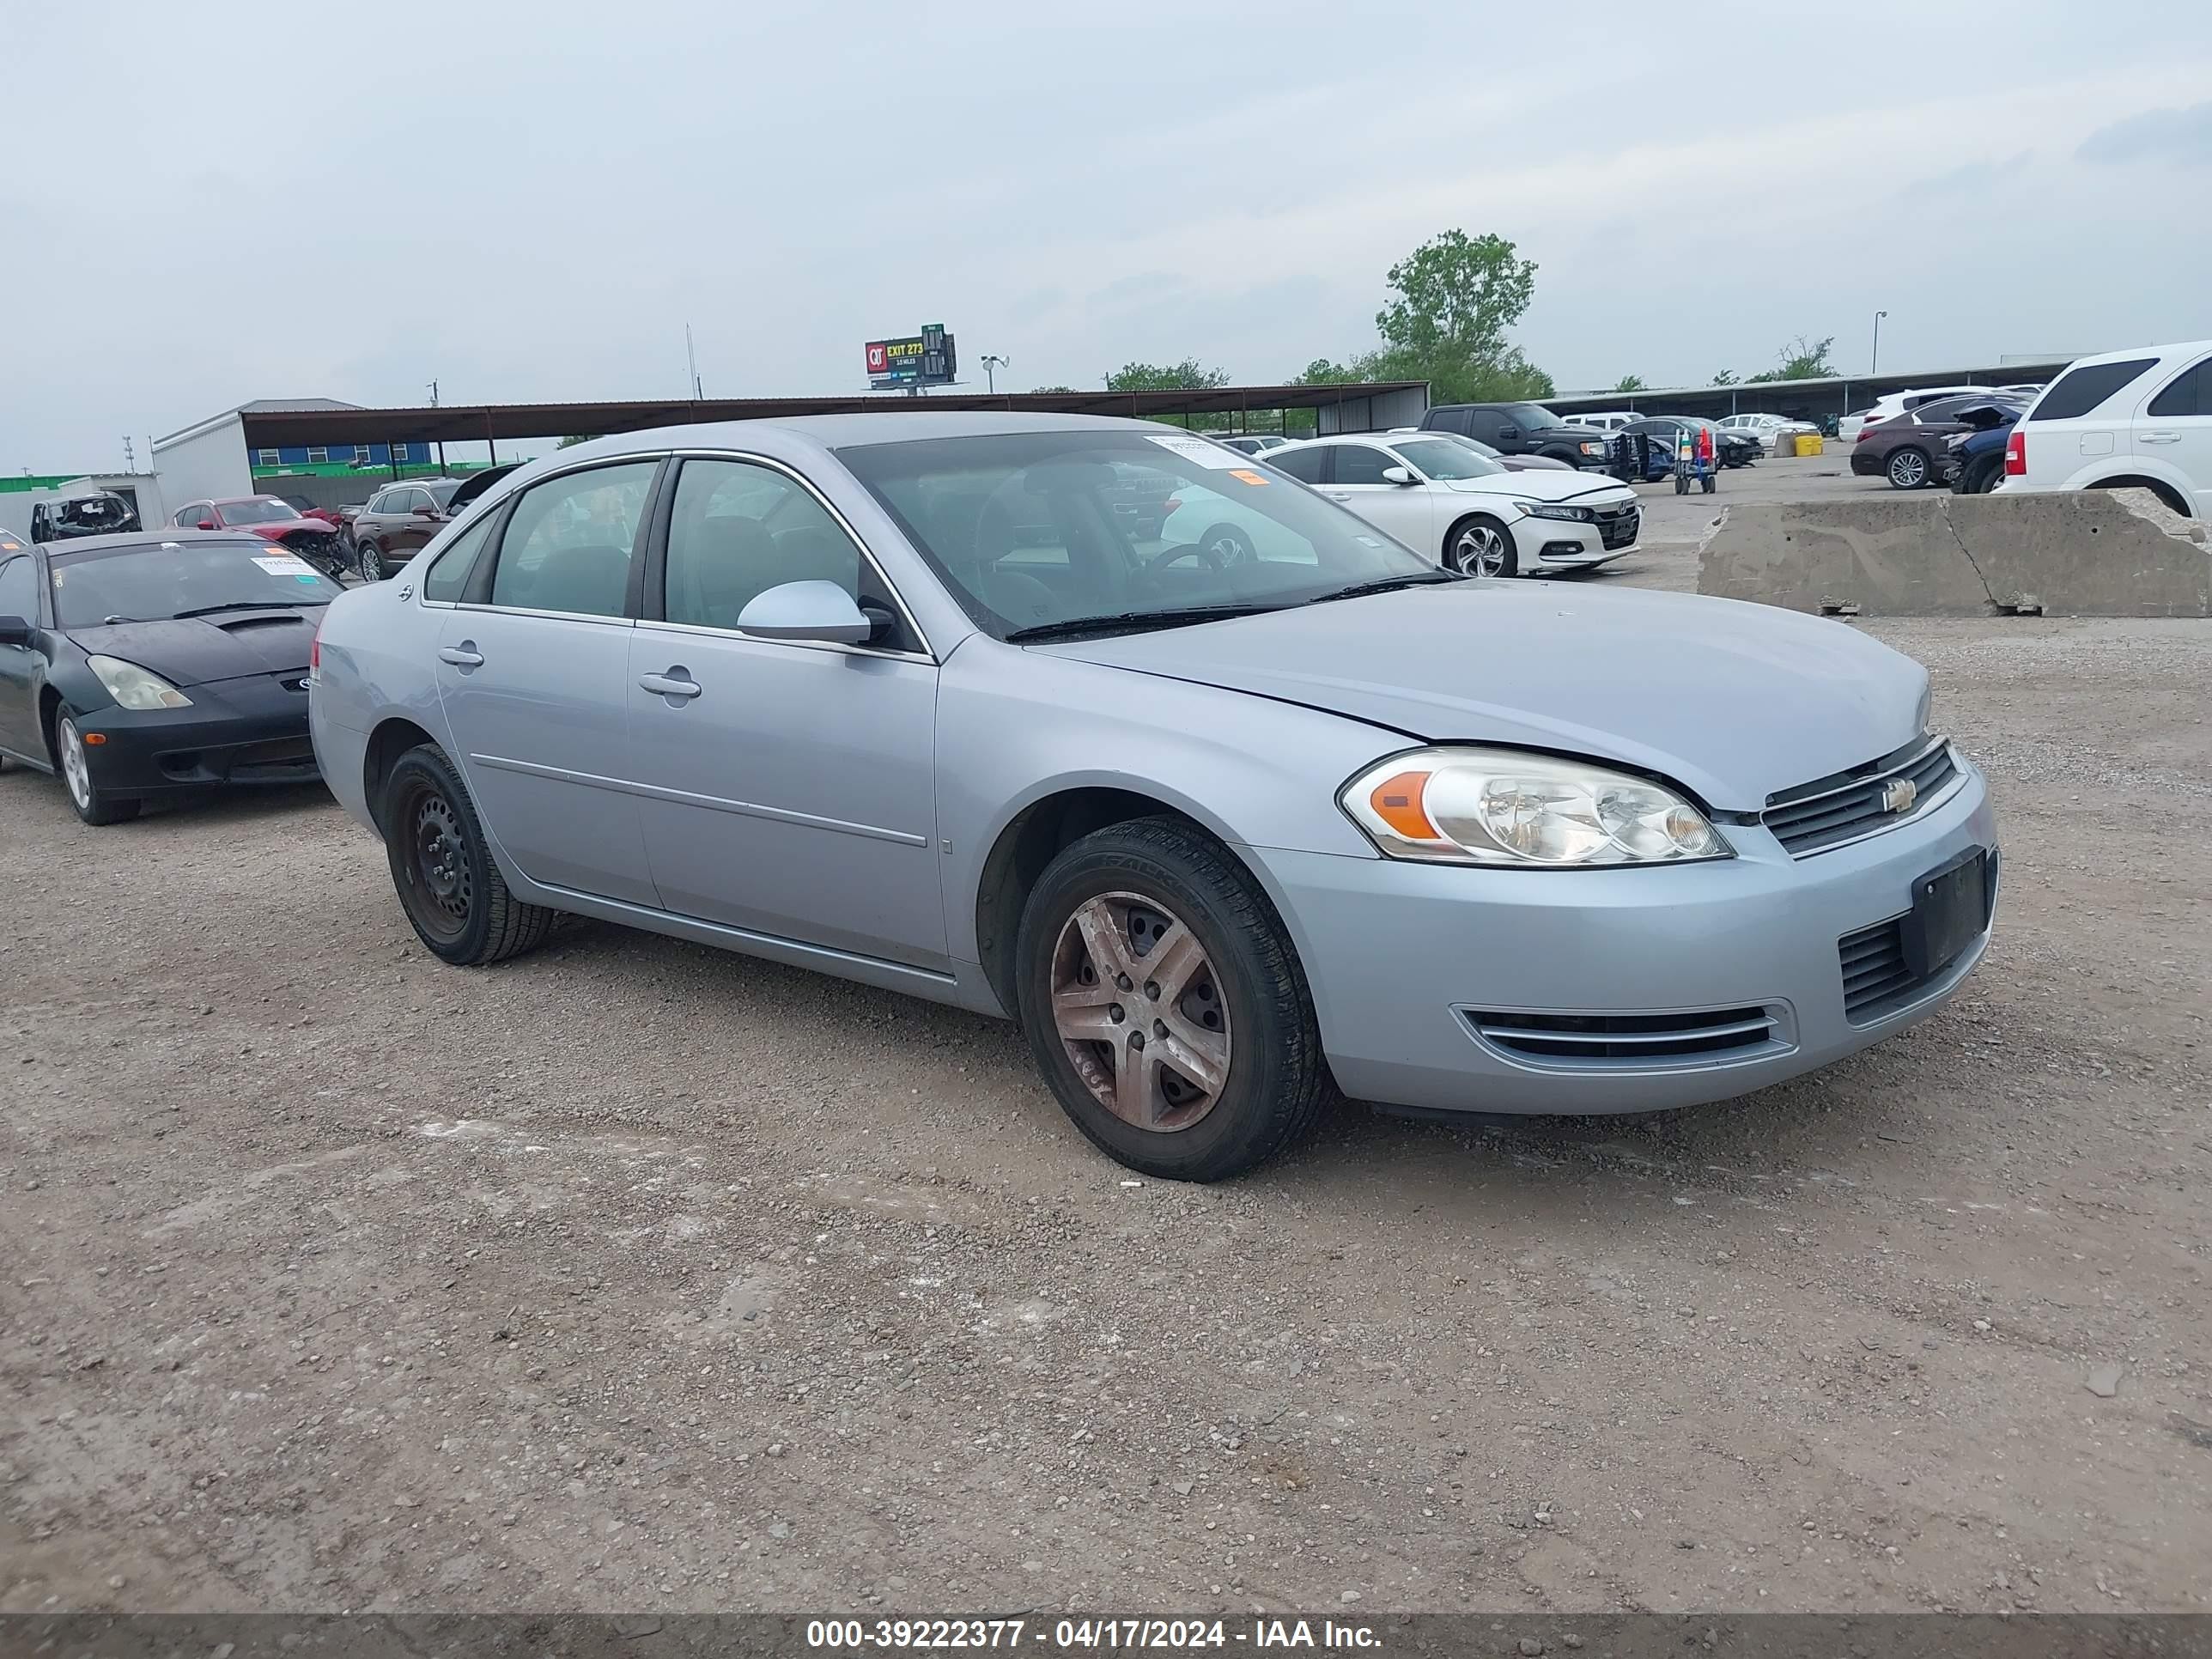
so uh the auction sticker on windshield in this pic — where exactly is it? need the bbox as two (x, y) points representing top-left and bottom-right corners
(252, 555), (315, 576)
(1228, 469), (1270, 487)
(1146, 434), (1242, 469)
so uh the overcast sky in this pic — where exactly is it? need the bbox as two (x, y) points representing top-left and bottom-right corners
(6, 1), (2210, 473)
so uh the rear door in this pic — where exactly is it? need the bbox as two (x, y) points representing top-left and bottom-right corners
(1323, 442), (1438, 556)
(434, 457), (666, 905)
(2136, 351), (2212, 514)
(2022, 356), (2160, 479)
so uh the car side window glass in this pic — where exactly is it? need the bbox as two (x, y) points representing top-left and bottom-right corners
(2148, 359), (2206, 419)
(1269, 447), (1327, 484)
(0, 555), (33, 621)
(421, 513), (498, 603)
(663, 459), (865, 631)
(489, 461), (658, 618)
(1332, 446), (1395, 485)
(2030, 358), (2159, 422)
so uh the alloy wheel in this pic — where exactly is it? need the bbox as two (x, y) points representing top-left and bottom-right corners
(58, 718), (91, 811)
(1452, 521), (1510, 577)
(1048, 891), (1231, 1133)
(1889, 450), (1927, 489)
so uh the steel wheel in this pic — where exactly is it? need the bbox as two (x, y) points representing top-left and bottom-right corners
(58, 717), (92, 811)
(1048, 891), (1231, 1133)
(1887, 448), (1929, 489)
(397, 775), (474, 945)
(1449, 518), (1513, 577)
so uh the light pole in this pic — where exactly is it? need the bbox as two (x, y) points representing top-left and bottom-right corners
(981, 353), (1010, 395)
(1870, 311), (1888, 376)
(427, 380), (447, 475)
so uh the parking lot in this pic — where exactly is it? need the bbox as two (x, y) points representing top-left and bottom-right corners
(4, 460), (2209, 1618)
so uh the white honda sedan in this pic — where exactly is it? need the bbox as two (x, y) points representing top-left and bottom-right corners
(1218, 434), (1640, 577)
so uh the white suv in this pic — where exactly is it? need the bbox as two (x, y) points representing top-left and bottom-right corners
(1996, 341), (2209, 519)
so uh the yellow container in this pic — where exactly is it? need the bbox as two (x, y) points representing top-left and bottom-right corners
(1792, 434), (1825, 457)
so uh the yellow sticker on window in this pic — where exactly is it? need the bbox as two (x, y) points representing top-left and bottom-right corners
(1228, 468), (1270, 487)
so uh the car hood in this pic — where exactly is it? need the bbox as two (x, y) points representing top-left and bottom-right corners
(1033, 584), (1926, 811)
(1443, 473), (1634, 505)
(66, 611), (320, 688)
(257, 521), (342, 541)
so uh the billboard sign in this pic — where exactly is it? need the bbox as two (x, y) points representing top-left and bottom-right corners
(866, 325), (957, 391)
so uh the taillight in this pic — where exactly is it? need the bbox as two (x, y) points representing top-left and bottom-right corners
(1855, 420), (1881, 441)
(1162, 495), (1182, 514)
(2004, 429), (2026, 476)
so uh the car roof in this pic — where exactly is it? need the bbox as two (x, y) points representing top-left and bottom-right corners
(2058, 338), (2211, 369)
(572, 411), (1193, 454)
(46, 529), (270, 560)
(215, 495), (294, 505)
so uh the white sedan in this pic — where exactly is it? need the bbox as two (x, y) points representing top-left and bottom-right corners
(1213, 433), (1639, 577)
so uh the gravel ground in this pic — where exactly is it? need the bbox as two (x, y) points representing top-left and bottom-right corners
(3, 533), (2208, 1617)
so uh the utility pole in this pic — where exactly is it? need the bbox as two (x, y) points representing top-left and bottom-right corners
(121, 436), (134, 472)
(685, 325), (703, 400)
(1870, 311), (1887, 376)
(428, 380), (447, 474)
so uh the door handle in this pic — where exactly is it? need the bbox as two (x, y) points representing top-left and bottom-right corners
(438, 643), (483, 667)
(1325, 490), (1352, 501)
(2137, 432), (2181, 444)
(639, 670), (702, 701)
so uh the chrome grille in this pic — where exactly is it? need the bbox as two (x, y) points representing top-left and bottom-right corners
(1764, 737), (1960, 857)
(1466, 1005), (1788, 1070)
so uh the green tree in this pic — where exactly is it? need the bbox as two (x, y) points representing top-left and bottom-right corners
(1612, 374), (1648, 393)
(1105, 360), (1231, 392)
(1744, 335), (1838, 383)
(1376, 230), (1538, 365)
(1710, 369), (1739, 387)
(1028, 385), (1075, 393)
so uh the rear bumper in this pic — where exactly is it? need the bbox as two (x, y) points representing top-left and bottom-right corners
(1849, 448), (1885, 476)
(77, 677), (319, 796)
(1247, 758), (1998, 1116)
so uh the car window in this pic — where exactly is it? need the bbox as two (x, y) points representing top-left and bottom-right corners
(47, 538), (342, 628)
(220, 499), (299, 526)
(2147, 357), (2208, 418)
(421, 513), (498, 603)
(1391, 438), (1504, 480)
(1269, 446), (1327, 484)
(489, 460), (658, 617)
(2030, 358), (2159, 422)
(661, 459), (866, 630)
(0, 554), (34, 622)
(1332, 445), (1398, 485)
(1908, 398), (1973, 424)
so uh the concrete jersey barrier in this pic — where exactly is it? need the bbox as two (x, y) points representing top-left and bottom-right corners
(1697, 489), (2211, 617)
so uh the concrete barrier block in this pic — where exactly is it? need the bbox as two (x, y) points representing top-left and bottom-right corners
(1698, 489), (2209, 617)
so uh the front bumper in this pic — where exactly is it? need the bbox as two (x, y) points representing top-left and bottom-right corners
(1250, 757), (1998, 1115)
(1508, 509), (1638, 571)
(78, 672), (319, 797)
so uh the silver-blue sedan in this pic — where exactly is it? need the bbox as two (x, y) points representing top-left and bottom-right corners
(308, 414), (1998, 1181)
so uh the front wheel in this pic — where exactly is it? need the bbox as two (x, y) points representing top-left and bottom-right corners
(1014, 817), (1326, 1182)
(1194, 522), (1255, 566)
(1887, 447), (1930, 490)
(380, 744), (556, 964)
(54, 708), (139, 826)
(1444, 514), (1517, 578)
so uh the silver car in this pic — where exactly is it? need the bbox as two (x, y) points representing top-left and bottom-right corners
(309, 414), (1999, 1181)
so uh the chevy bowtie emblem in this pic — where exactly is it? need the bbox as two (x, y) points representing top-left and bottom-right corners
(1882, 777), (1917, 814)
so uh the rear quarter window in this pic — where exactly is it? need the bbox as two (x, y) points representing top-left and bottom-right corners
(2029, 358), (2159, 422)
(2147, 357), (2209, 419)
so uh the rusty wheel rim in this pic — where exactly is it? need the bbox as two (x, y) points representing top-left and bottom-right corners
(1049, 891), (1231, 1133)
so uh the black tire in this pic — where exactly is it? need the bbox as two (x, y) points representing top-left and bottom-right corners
(1674, 475), (1689, 495)
(1014, 817), (1326, 1182)
(1954, 453), (2002, 495)
(1195, 522), (1255, 565)
(357, 539), (386, 581)
(1701, 473), (1717, 495)
(379, 744), (555, 965)
(52, 705), (139, 825)
(1887, 447), (1931, 490)
(1444, 514), (1517, 578)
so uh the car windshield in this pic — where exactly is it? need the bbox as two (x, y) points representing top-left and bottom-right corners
(1505, 404), (1563, 428)
(221, 498), (301, 526)
(426, 479), (466, 507)
(1391, 438), (1505, 480)
(50, 538), (341, 627)
(837, 429), (1446, 640)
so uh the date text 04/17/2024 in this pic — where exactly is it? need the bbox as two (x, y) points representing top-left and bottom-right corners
(804, 1618), (1382, 1650)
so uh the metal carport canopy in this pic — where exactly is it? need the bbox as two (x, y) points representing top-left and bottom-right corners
(234, 383), (1432, 449)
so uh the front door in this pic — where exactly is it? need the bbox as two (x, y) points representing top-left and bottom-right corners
(390, 487), (438, 556)
(0, 554), (43, 761)
(434, 458), (665, 906)
(623, 455), (945, 969)
(1323, 443), (1437, 558)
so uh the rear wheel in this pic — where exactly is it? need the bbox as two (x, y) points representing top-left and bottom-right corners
(1445, 514), (1517, 578)
(358, 539), (386, 581)
(1954, 453), (2003, 495)
(54, 708), (138, 826)
(1014, 817), (1326, 1182)
(380, 744), (555, 964)
(1887, 447), (1930, 489)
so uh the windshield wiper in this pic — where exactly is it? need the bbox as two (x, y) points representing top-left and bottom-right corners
(170, 599), (330, 620)
(1005, 604), (1277, 643)
(1303, 572), (1465, 605)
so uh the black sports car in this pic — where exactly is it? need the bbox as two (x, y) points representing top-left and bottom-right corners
(0, 529), (341, 824)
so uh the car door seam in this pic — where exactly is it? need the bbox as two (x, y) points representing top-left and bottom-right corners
(470, 751), (928, 846)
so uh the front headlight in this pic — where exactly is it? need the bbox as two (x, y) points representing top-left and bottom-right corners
(1577, 441), (1606, 456)
(1516, 501), (1595, 522)
(88, 654), (193, 710)
(1341, 746), (1731, 867)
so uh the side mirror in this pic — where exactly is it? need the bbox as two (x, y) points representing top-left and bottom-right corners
(1495, 427), (1519, 443)
(0, 615), (32, 648)
(1380, 466), (1418, 486)
(197, 520), (216, 531)
(413, 505), (440, 519)
(736, 580), (872, 646)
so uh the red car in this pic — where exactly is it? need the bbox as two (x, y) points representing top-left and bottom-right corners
(276, 494), (352, 534)
(169, 495), (352, 578)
